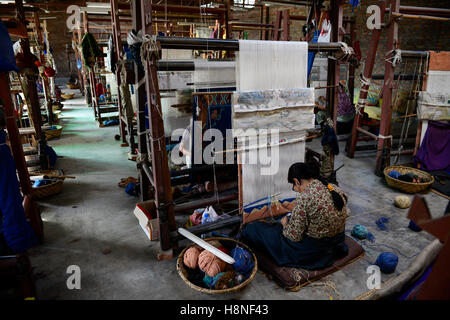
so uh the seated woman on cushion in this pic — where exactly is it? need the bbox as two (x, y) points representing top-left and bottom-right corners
(241, 162), (349, 270)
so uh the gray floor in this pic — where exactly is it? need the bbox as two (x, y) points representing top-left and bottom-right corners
(28, 90), (448, 300)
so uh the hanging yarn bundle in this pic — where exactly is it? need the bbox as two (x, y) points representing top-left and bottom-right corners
(184, 247), (203, 269)
(375, 252), (398, 274)
(198, 250), (226, 277)
(231, 247), (254, 275)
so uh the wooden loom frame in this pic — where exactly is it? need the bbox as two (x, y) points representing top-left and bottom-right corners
(130, 0), (355, 258)
(346, 0), (450, 176)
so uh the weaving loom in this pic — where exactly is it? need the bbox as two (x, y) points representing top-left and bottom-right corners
(232, 40), (315, 205)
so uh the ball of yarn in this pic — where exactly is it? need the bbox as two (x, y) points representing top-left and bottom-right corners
(388, 170), (401, 179)
(215, 271), (236, 290)
(125, 182), (136, 196)
(375, 252), (398, 274)
(198, 250), (226, 277)
(394, 195), (411, 209)
(231, 247), (254, 275)
(203, 272), (225, 289)
(408, 220), (422, 232)
(352, 224), (368, 239)
(184, 247), (202, 269)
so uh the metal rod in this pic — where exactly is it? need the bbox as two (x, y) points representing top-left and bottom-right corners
(170, 215), (242, 241)
(156, 36), (350, 52)
(174, 193), (238, 213)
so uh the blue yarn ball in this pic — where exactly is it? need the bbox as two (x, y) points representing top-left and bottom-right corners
(388, 170), (401, 179)
(352, 224), (368, 239)
(408, 220), (422, 232)
(231, 247), (254, 275)
(375, 252), (398, 274)
(125, 182), (136, 196)
(202, 272), (225, 288)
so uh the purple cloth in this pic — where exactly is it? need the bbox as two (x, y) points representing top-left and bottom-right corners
(414, 121), (450, 171)
(337, 84), (354, 117)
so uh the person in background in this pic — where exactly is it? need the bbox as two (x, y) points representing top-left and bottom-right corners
(241, 162), (349, 270)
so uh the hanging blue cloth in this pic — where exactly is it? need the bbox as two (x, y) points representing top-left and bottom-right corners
(0, 130), (37, 253)
(307, 29), (320, 79)
(0, 20), (19, 72)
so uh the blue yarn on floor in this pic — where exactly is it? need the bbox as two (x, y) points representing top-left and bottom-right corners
(408, 220), (422, 232)
(366, 232), (375, 242)
(376, 217), (390, 231)
(231, 247), (254, 275)
(376, 252), (398, 273)
(103, 119), (119, 126)
(351, 224), (368, 239)
(125, 182), (136, 196)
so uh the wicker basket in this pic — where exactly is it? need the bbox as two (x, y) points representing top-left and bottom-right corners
(66, 83), (79, 89)
(384, 165), (434, 194)
(61, 93), (75, 100)
(30, 170), (65, 199)
(45, 125), (63, 140)
(177, 237), (258, 294)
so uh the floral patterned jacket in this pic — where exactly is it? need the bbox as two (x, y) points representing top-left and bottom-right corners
(282, 179), (349, 242)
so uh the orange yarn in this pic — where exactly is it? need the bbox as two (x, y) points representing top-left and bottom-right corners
(183, 247), (202, 269)
(198, 250), (226, 277)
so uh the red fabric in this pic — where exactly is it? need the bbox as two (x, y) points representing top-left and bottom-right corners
(44, 67), (55, 77)
(96, 83), (105, 97)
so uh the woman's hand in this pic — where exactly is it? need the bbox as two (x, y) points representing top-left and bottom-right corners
(281, 216), (289, 227)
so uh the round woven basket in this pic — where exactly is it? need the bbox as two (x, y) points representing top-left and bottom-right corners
(30, 169), (65, 199)
(61, 93), (75, 100)
(45, 125), (63, 140)
(384, 165), (434, 194)
(177, 237), (258, 294)
(66, 83), (79, 89)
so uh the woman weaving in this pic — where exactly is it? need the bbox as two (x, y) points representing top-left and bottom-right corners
(241, 162), (349, 270)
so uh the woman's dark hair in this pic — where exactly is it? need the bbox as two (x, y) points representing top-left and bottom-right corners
(288, 162), (346, 211)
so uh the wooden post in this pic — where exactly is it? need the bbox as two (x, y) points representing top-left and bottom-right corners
(327, 0), (344, 131)
(347, 0), (387, 158)
(140, 0), (176, 257)
(111, 0), (131, 149)
(375, 0), (400, 176)
(273, 11), (281, 40)
(15, 0), (48, 170)
(34, 11), (53, 125)
(132, 0), (151, 202)
(283, 9), (290, 41)
(83, 12), (99, 119)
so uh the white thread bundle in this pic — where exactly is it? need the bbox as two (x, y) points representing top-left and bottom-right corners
(234, 40), (314, 204)
(236, 40), (308, 91)
(193, 60), (235, 89)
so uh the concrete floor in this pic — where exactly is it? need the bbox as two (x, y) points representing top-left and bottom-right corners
(28, 90), (448, 300)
